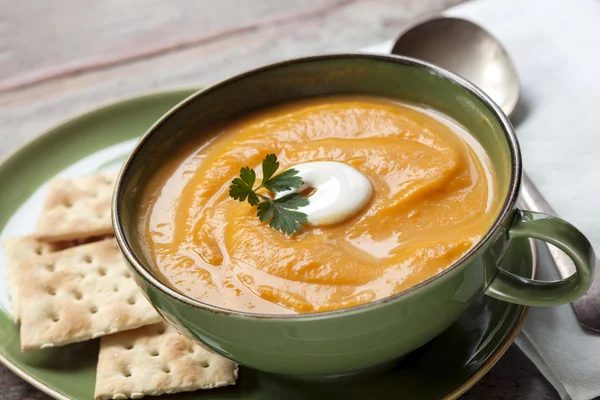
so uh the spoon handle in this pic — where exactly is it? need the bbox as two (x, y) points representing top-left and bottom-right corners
(521, 172), (600, 332)
(520, 173), (574, 278)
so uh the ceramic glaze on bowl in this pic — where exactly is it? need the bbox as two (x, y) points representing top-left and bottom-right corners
(113, 54), (595, 376)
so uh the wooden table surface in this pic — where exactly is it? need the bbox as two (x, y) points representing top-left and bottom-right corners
(0, 1), (559, 399)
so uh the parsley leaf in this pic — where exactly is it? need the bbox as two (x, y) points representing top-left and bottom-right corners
(263, 168), (304, 193)
(229, 166), (259, 206)
(261, 154), (279, 183)
(228, 154), (308, 234)
(257, 194), (309, 235)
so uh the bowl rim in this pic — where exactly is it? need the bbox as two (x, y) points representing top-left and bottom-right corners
(112, 52), (522, 320)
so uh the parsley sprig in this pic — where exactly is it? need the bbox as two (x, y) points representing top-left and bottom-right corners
(229, 154), (308, 235)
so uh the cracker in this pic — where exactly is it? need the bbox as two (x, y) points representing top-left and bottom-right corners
(17, 238), (161, 350)
(3, 236), (62, 323)
(35, 173), (117, 242)
(3, 235), (114, 324)
(94, 322), (238, 400)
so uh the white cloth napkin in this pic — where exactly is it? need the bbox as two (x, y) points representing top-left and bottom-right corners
(364, 0), (600, 398)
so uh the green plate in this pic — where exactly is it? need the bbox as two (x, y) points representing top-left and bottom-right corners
(0, 90), (534, 399)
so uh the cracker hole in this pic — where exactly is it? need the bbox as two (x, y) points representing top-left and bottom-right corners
(113, 286), (119, 293)
(98, 267), (107, 276)
(162, 365), (171, 374)
(200, 361), (209, 368)
(124, 271), (131, 278)
(90, 306), (98, 314)
(127, 296), (136, 305)
(34, 246), (43, 255)
(124, 344), (134, 350)
(50, 314), (60, 323)
(45, 263), (55, 272)
(83, 254), (93, 264)
(156, 327), (166, 335)
(63, 199), (72, 208)
(122, 367), (132, 378)
(46, 286), (56, 296)
(150, 350), (159, 357)
(73, 290), (83, 300)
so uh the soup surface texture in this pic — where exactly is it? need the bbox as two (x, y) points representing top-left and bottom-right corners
(139, 96), (500, 314)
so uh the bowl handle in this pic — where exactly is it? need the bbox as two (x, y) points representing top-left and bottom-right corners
(485, 210), (596, 306)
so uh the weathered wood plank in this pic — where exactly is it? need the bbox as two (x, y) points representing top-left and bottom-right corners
(0, 0), (462, 158)
(0, 0), (345, 90)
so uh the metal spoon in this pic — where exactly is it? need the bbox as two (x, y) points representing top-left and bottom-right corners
(391, 16), (600, 332)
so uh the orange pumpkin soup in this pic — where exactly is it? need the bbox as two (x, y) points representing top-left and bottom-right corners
(138, 96), (500, 314)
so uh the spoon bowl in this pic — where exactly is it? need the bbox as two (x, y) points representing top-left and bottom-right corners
(392, 16), (520, 116)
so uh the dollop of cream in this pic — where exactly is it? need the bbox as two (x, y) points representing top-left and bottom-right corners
(275, 161), (373, 226)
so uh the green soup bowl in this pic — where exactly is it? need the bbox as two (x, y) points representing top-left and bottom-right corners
(113, 54), (596, 377)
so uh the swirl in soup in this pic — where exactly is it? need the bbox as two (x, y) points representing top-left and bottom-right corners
(138, 96), (500, 314)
